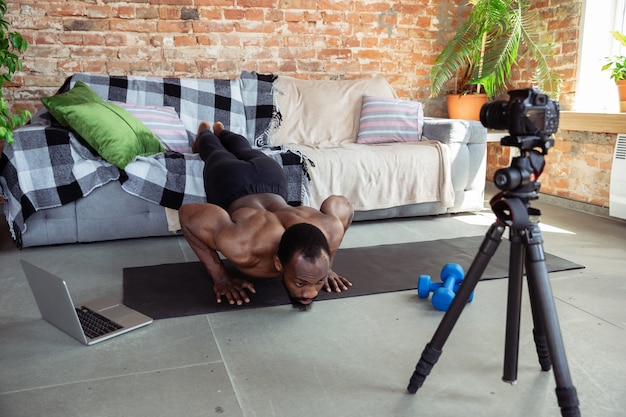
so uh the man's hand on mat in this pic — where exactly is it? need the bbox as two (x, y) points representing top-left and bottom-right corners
(214, 278), (256, 305)
(324, 270), (352, 293)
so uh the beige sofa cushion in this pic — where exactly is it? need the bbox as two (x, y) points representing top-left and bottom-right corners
(270, 76), (397, 147)
(286, 141), (454, 212)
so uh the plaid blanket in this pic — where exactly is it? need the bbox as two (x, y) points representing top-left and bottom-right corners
(64, 71), (277, 146)
(0, 127), (120, 239)
(0, 72), (306, 242)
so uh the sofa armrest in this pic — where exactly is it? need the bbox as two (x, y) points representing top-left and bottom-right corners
(423, 117), (487, 145)
(422, 117), (488, 213)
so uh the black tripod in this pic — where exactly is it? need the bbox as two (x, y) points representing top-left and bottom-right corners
(407, 148), (581, 416)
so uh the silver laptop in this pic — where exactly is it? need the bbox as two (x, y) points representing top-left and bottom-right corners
(21, 260), (153, 346)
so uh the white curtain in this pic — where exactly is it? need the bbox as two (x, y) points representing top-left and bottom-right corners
(574, 0), (626, 112)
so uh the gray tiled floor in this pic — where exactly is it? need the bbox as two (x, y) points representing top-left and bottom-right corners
(1, 183), (625, 417)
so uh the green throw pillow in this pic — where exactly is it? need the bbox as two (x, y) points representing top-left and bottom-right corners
(41, 81), (165, 169)
(41, 80), (105, 126)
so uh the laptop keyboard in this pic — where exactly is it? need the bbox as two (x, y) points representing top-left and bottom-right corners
(75, 306), (123, 339)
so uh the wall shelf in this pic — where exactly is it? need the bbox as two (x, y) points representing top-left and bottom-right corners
(560, 112), (626, 133)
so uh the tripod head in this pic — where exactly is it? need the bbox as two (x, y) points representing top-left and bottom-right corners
(493, 143), (547, 199)
(479, 88), (560, 227)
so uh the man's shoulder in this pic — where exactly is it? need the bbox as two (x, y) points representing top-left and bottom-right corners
(179, 202), (232, 229)
(279, 206), (343, 233)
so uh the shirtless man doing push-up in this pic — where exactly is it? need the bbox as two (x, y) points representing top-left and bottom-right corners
(179, 122), (354, 310)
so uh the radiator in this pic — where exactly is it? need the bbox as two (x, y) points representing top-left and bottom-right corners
(610, 133), (626, 220)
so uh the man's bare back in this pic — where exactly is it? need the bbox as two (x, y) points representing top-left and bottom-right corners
(179, 122), (353, 307)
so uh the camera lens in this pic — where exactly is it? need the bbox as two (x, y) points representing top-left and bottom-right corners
(479, 101), (509, 130)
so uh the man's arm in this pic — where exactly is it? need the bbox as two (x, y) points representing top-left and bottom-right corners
(320, 195), (354, 234)
(319, 195), (354, 292)
(178, 203), (255, 305)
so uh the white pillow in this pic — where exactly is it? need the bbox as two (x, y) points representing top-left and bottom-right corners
(270, 76), (397, 147)
(114, 102), (191, 153)
(356, 95), (424, 144)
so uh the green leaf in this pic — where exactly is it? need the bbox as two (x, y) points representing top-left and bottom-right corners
(0, 2), (30, 145)
(612, 31), (626, 47)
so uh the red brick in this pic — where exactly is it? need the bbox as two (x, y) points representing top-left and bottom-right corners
(196, 9), (221, 20)
(83, 34), (106, 46)
(281, 11), (299, 22)
(233, 21), (275, 33)
(318, 48), (351, 60)
(48, 4), (85, 17)
(193, 21), (234, 33)
(266, 9), (284, 22)
(82, 60), (107, 73)
(239, 0), (275, 7)
(224, 9), (246, 20)
(244, 9), (264, 21)
(194, 0), (234, 6)
(157, 20), (193, 33)
(280, 0), (317, 9)
(174, 35), (197, 46)
(111, 19), (157, 32)
(159, 7), (181, 20)
(137, 7), (159, 19)
(318, 0), (350, 11)
(86, 6), (113, 19)
(151, 0), (193, 5)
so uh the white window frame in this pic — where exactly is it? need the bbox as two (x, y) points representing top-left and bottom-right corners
(574, 0), (626, 112)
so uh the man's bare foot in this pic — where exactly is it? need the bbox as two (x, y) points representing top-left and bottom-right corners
(192, 121), (212, 153)
(213, 121), (224, 136)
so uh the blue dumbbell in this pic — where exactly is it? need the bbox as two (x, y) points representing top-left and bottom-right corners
(417, 263), (474, 311)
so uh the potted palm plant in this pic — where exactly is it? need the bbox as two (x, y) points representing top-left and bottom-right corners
(601, 31), (626, 112)
(0, 0), (30, 155)
(430, 0), (561, 120)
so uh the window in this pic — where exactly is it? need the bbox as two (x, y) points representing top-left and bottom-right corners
(574, 0), (626, 112)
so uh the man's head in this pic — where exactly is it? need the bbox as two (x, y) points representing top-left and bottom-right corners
(274, 223), (331, 311)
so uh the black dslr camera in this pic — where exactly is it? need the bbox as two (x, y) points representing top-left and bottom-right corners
(480, 88), (559, 152)
(479, 88), (560, 193)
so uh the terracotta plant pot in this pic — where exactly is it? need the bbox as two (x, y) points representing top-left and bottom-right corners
(617, 80), (626, 112)
(446, 93), (489, 121)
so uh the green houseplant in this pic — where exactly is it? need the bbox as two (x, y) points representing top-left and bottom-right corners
(0, 0), (29, 148)
(601, 31), (626, 81)
(430, 0), (561, 119)
(601, 31), (626, 112)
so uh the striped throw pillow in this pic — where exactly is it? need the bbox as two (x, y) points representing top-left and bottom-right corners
(356, 95), (424, 144)
(115, 102), (192, 153)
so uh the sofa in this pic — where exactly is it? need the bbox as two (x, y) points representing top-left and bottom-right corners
(269, 76), (487, 221)
(0, 72), (487, 248)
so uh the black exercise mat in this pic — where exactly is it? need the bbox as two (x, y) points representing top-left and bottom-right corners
(123, 235), (584, 319)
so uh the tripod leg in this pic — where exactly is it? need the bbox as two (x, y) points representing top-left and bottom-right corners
(524, 223), (580, 417)
(502, 229), (526, 384)
(407, 223), (505, 394)
(527, 258), (553, 372)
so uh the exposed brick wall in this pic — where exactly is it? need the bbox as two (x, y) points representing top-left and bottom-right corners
(5, 0), (577, 116)
(6, 0), (611, 210)
(542, 130), (614, 207)
(4, 0), (467, 116)
(486, 129), (614, 209)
